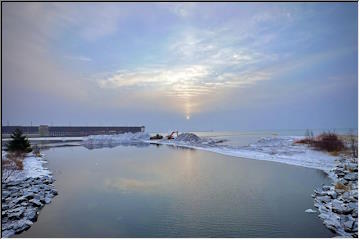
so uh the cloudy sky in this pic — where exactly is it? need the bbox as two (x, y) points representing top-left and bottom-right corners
(2, 3), (358, 132)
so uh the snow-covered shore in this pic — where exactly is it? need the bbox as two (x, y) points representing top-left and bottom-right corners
(311, 156), (358, 237)
(83, 133), (338, 172)
(1, 152), (58, 237)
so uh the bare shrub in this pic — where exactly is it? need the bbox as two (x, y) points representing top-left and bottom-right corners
(2, 151), (25, 183)
(348, 130), (358, 158)
(313, 133), (345, 152)
(295, 131), (345, 153)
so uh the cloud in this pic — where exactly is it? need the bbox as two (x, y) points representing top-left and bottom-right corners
(165, 3), (196, 18)
(65, 55), (92, 62)
(96, 22), (278, 115)
(104, 178), (157, 192)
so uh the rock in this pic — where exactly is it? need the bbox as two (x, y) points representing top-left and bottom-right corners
(2, 229), (15, 238)
(314, 188), (327, 196)
(317, 196), (331, 203)
(305, 208), (317, 213)
(322, 185), (331, 191)
(344, 173), (358, 181)
(10, 196), (27, 205)
(337, 178), (348, 185)
(23, 208), (38, 222)
(353, 221), (358, 232)
(13, 219), (33, 233)
(334, 168), (345, 175)
(39, 196), (46, 204)
(29, 199), (43, 207)
(342, 215), (355, 232)
(7, 207), (26, 220)
(6, 206), (26, 214)
(335, 189), (346, 194)
(2, 204), (9, 210)
(332, 200), (353, 214)
(50, 189), (58, 196)
(351, 208), (358, 218)
(2, 190), (11, 198)
(44, 197), (52, 204)
(324, 190), (337, 199)
(344, 222), (355, 232)
(29, 186), (40, 193)
(322, 213), (341, 232)
(23, 191), (34, 200)
(347, 163), (358, 172)
(7, 180), (22, 186)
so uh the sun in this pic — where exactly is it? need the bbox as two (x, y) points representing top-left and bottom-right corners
(186, 115), (190, 120)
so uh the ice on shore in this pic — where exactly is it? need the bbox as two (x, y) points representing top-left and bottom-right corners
(147, 135), (337, 172)
(80, 132), (337, 172)
(305, 209), (317, 213)
(82, 132), (150, 149)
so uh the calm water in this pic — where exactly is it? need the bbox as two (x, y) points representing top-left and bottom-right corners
(18, 143), (334, 237)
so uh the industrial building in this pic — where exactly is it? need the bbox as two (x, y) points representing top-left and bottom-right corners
(2, 125), (145, 138)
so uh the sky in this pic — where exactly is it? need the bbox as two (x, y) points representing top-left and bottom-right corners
(2, 2), (358, 132)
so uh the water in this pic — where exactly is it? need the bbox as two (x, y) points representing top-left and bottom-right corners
(18, 142), (335, 237)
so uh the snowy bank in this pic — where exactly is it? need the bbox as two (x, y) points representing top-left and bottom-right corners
(2, 152), (52, 183)
(82, 132), (150, 149)
(311, 156), (358, 237)
(80, 132), (337, 171)
(2, 152), (57, 237)
(146, 135), (337, 172)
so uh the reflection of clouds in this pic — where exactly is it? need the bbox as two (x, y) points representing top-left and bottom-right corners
(104, 178), (157, 192)
(83, 142), (150, 150)
(165, 145), (197, 151)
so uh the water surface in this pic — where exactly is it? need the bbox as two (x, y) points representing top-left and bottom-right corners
(19, 144), (334, 237)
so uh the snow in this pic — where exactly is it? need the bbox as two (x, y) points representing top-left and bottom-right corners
(82, 132), (150, 149)
(146, 135), (337, 172)
(2, 152), (52, 182)
(305, 209), (317, 213)
(80, 132), (337, 173)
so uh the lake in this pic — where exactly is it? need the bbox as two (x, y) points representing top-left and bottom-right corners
(16, 141), (335, 237)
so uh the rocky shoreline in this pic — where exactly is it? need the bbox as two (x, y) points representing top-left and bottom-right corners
(312, 156), (358, 237)
(1, 155), (57, 237)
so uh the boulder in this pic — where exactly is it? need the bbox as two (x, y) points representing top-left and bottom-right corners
(342, 215), (355, 232)
(29, 199), (43, 207)
(2, 229), (15, 238)
(13, 219), (33, 233)
(44, 197), (52, 204)
(10, 196), (27, 205)
(332, 200), (353, 214)
(50, 189), (58, 196)
(344, 173), (358, 181)
(23, 191), (35, 200)
(317, 196), (331, 203)
(7, 207), (26, 220)
(23, 208), (38, 222)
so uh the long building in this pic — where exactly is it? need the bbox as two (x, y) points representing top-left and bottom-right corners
(2, 125), (145, 138)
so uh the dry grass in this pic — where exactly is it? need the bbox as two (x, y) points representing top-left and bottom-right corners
(3, 151), (25, 170)
(335, 182), (351, 191)
(329, 151), (341, 156)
